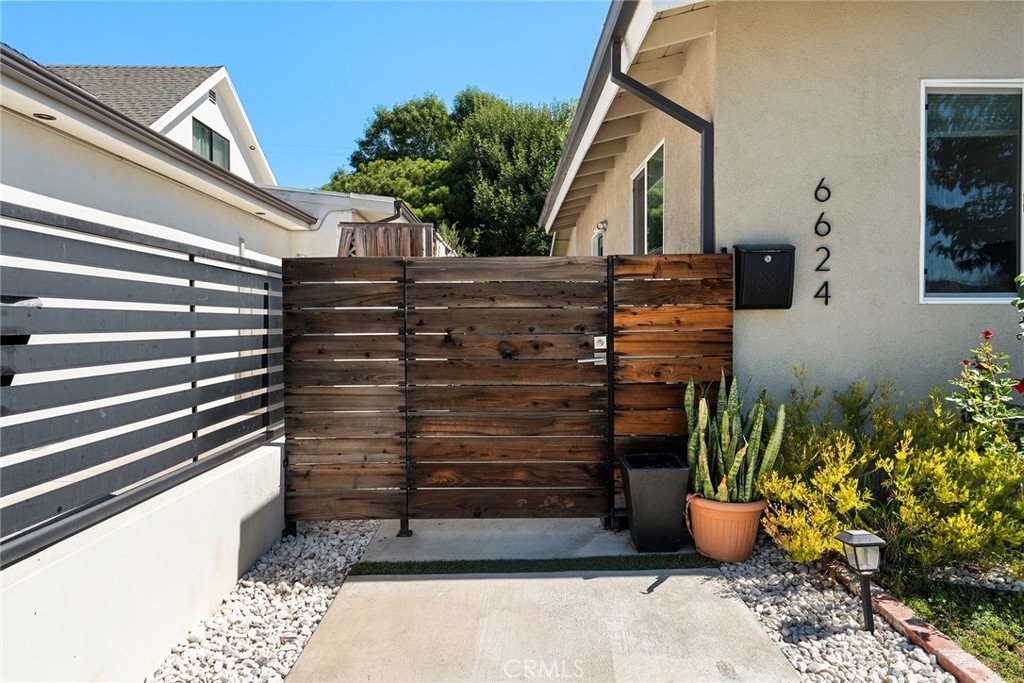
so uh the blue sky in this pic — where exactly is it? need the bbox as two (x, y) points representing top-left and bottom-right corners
(1, 1), (610, 189)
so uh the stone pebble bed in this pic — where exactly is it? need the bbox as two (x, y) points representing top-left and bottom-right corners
(718, 540), (957, 683)
(146, 520), (379, 683)
(148, 522), (1011, 683)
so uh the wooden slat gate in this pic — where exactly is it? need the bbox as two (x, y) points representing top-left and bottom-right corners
(283, 254), (732, 525)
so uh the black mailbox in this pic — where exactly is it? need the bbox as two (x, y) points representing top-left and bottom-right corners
(733, 244), (795, 310)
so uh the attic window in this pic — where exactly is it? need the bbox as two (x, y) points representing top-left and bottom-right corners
(208, 90), (217, 104)
(192, 118), (230, 171)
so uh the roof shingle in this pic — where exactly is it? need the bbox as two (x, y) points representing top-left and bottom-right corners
(45, 65), (221, 126)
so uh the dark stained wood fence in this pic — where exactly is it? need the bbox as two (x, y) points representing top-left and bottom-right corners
(405, 258), (609, 518)
(283, 254), (732, 523)
(283, 258), (407, 520)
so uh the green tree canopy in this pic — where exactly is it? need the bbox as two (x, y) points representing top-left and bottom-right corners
(324, 157), (450, 226)
(325, 88), (574, 256)
(448, 99), (575, 256)
(349, 94), (452, 169)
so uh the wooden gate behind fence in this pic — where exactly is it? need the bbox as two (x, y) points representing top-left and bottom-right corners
(283, 254), (732, 524)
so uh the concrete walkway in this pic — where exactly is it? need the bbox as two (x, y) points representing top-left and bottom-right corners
(287, 520), (800, 683)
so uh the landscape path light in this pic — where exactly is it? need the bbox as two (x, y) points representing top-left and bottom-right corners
(836, 529), (886, 633)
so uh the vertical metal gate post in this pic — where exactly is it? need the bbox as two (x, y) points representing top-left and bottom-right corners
(604, 256), (616, 528)
(261, 281), (271, 427)
(398, 258), (413, 537)
(190, 255), (200, 462)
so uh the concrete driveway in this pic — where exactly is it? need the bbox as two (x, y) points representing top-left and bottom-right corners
(286, 520), (799, 683)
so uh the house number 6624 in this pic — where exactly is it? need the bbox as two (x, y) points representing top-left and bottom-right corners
(813, 178), (832, 305)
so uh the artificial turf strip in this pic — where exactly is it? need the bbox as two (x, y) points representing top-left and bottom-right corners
(349, 554), (720, 576)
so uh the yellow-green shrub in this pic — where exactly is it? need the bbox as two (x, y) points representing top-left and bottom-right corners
(873, 432), (1024, 570)
(761, 367), (1024, 573)
(760, 432), (873, 562)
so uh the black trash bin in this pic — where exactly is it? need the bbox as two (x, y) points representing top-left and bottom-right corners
(620, 452), (689, 552)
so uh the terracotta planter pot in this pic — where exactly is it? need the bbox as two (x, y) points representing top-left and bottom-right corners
(686, 494), (767, 563)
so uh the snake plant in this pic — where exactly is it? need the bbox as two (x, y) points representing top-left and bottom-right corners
(685, 372), (785, 503)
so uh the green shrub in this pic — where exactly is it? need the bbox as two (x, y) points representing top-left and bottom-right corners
(760, 431), (873, 563)
(874, 432), (1024, 571)
(947, 330), (1024, 443)
(760, 366), (1024, 574)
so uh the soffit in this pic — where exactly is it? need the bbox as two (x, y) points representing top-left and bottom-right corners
(547, 2), (713, 249)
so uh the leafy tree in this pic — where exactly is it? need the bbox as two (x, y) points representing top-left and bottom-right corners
(325, 88), (575, 256)
(448, 99), (575, 256)
(349, 94), (452, 168)
(450, 87), (502, 127)
(324, 158), (450, 225)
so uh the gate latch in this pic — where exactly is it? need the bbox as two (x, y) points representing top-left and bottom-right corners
(578, 336), (607, 366)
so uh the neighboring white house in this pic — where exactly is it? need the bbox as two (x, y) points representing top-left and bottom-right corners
(46, 63), (278, 185)
(1, 45), (422, 258)
(541, 0), (1024, 400)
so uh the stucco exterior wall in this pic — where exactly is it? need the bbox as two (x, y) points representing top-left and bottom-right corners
(1, 109), (294, 258)
(572, 32), (716, 256)
(0, 442), (284, 682)
(714, 1), (1024, 400)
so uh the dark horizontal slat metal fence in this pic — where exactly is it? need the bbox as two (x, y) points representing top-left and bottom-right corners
(0, 202), (283, 567)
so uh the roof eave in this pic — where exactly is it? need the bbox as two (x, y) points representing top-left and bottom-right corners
(538, 0), (640, 232)
(1, 46), (315, 225)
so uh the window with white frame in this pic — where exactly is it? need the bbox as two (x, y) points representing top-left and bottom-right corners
(923, 83), (1023, 299)
(632, 144), (664, 255)
(192, 118), (230, 171)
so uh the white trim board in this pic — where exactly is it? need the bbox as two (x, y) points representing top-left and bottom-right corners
(918, 78), (1024, 305)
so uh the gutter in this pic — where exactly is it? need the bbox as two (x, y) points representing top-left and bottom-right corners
(538, 0), (639, 230)
(609, 39), (714, 254)
(0, 45), (316, 226)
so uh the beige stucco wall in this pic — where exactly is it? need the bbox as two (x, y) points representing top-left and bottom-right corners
(1, 109), (295, 258)
(568, 1), (1024, 400)
(572, 32), (716, 256)
(715, 1), (1024, 400)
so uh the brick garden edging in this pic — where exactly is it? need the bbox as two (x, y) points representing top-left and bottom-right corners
(828, 564), (1004, 683)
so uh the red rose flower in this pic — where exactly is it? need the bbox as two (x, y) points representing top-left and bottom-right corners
(982, 329), (994, 339)
(1015, 379), (1024, 394)
(976, 362), (988, 372)
(962, 359), (971, 366)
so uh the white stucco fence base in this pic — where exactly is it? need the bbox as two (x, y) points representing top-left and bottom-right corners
(0, 439), (285, 682)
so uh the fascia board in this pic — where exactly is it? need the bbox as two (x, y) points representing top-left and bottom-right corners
(215, 73), (277, 185)
(542, 1), (657, 234)
(149, 67), (226, 133)
(1, 59), (313, 230)
(152, 68), (278, 186)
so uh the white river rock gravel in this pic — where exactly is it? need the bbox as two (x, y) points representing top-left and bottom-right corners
(146, 520), (378, 683)
(717, 539), (959, 683)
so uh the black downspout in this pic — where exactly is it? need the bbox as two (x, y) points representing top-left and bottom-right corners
(609, 40), (715, 254)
